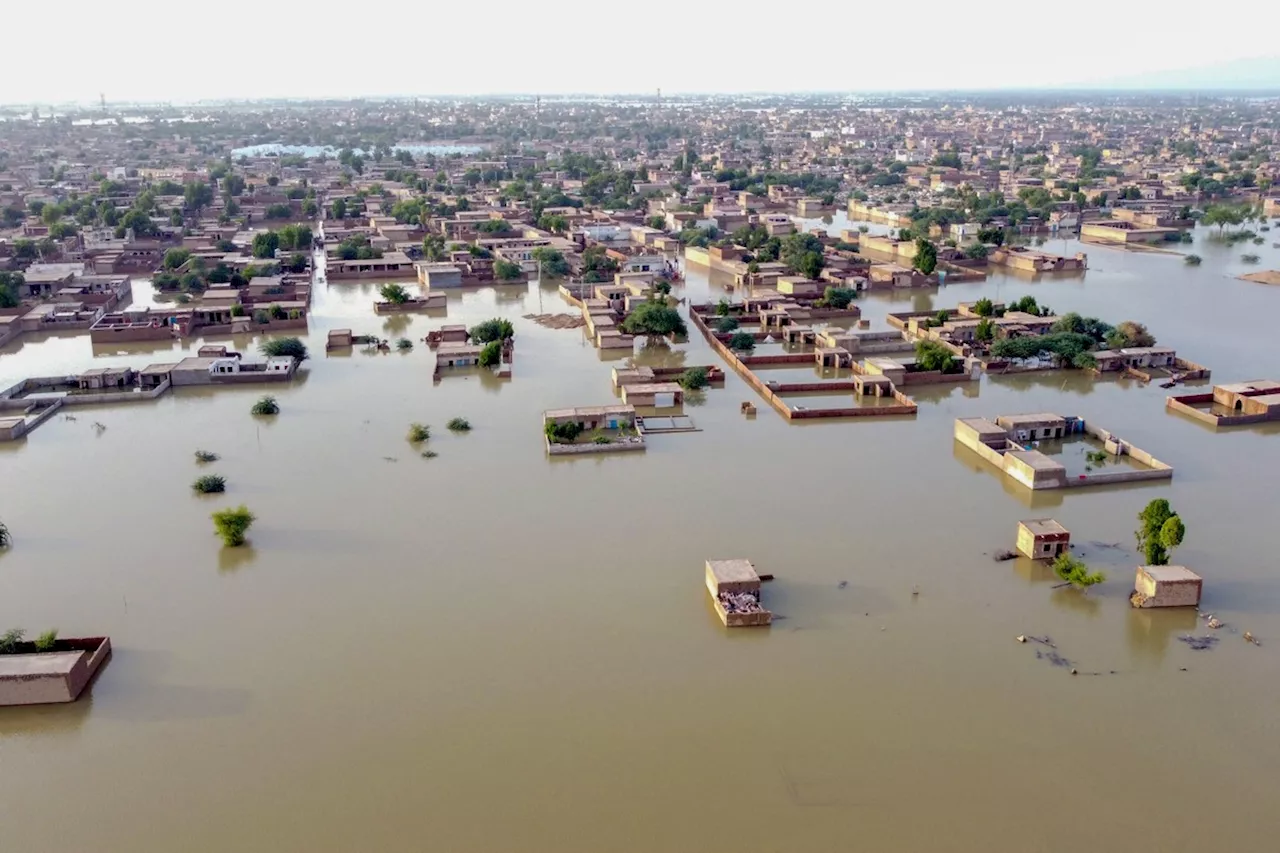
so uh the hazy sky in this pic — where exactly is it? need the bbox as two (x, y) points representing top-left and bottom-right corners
(4, 2), (1276, 104)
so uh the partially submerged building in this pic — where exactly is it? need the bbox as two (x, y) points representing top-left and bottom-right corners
(1016, 519), (1071, 560)
(1131, 566), (1203, 608)
(705, 559), (772, 627)
(1167, 380), (1280, 427)
(954, 414), (1173, 491)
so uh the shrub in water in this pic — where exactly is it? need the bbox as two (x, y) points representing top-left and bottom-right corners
(251, 396), (280, 415)
(34, 629), (58, 652)
(193, 474), (226, 494)
(212, 505), (255, 547)
(407, 423), (431, 443)
(447, 417), (471, 432)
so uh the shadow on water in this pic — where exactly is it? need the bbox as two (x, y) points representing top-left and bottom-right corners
(767, 579), (898, 630)
(1127, 607), (1200, 665)
(1012, 557), (1056, 584)
(0, 690), (96, 737)
(83, 648), (252, 723)
(1050, 586), (1102, 618)
(1201, 578), (1280, 616)
(217, 544), (259, 574)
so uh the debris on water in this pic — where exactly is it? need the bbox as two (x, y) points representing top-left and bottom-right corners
(912, 584), (919, 597)
(1088, 541), (1125, 551)
(837, 580), (848, 589)
(1071, 668), (1078, 675)
(1244, 631), (1260, 646)
(1179, 634), (1219, 651)
(993, 550), (1017, 562)
(1206, 616), (1223, 630)
(381, 456), (398, 463)
(1034, 648), (1073, 668)
(1016, 634), (1027, 643)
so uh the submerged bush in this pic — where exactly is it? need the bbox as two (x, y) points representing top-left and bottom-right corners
(34, 629), (58, 652)
(194, 449), (220, 463)
(677, 367), (710, 390)
(251, 396), (280, 415)
(212, 505), (255, 547)
(407, 423), (431, 443)
(0, 520), (9, 548)
(446, 417), (471, 432)
(396, 337), (413, 351)
(192, 474), (226, 494)
(1052, 553), (1105, 590)
(421, 449), (439, 459)
(1183, 254), (1202, 266)
(0, 628), (23, 653)
(728, 331), (756, 352)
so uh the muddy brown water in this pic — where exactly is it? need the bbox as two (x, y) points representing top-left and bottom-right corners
(2, 227), (1280, 852)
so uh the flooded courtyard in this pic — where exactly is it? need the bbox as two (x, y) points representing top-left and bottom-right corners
(2, 225), (1280, 852)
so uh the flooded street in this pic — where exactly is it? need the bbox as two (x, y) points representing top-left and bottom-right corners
(3, 225), (1280, 852)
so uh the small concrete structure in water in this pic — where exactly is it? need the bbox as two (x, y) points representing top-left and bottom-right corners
(0, 637), (111, 706)
(1016, 519), (1071, 560)
(705, 559), (772, 627)
(1131, 566), (1203, 608)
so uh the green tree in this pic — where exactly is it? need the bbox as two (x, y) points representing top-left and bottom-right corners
(494, 260), (523, 280)
(973, 298), (995, 317)
(977, 226), (1005, 246)
(330, 198), (348, 219)
(252, 231), (280, 259)
(728, 331), (756, 352)
(914, 340), (958, 373)
(816, 286), (857, 309)
(975, 318), (995, 342)
(715, 316), (740, 333)
(422, 234), (448, 262)
(912, 238), (938, 275)
(1136, 499), (1185, 566)
(278, 224), (312, 250)
(469, 318), (515, 343)
(184, 181), (214, 212)
(0, 271), (26, 308)
(478, 340), (502, 367)
(259, 336), (308, 360)
(162, 248), (192, 270)
(1105, 321), (1155, 349)
(530, 246), (569, 277)
(621, 302), (686, 337)
(379, 284), (410, 304)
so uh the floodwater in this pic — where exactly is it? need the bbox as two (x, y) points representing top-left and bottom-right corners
(3, 225), (1280, 853)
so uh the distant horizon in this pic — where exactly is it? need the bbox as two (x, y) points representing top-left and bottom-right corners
(3, 2), (1277, 105)
(4, 85), (1280, 111)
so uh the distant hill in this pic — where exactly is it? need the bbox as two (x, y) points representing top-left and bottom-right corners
(1072, 55), (1280, 91)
